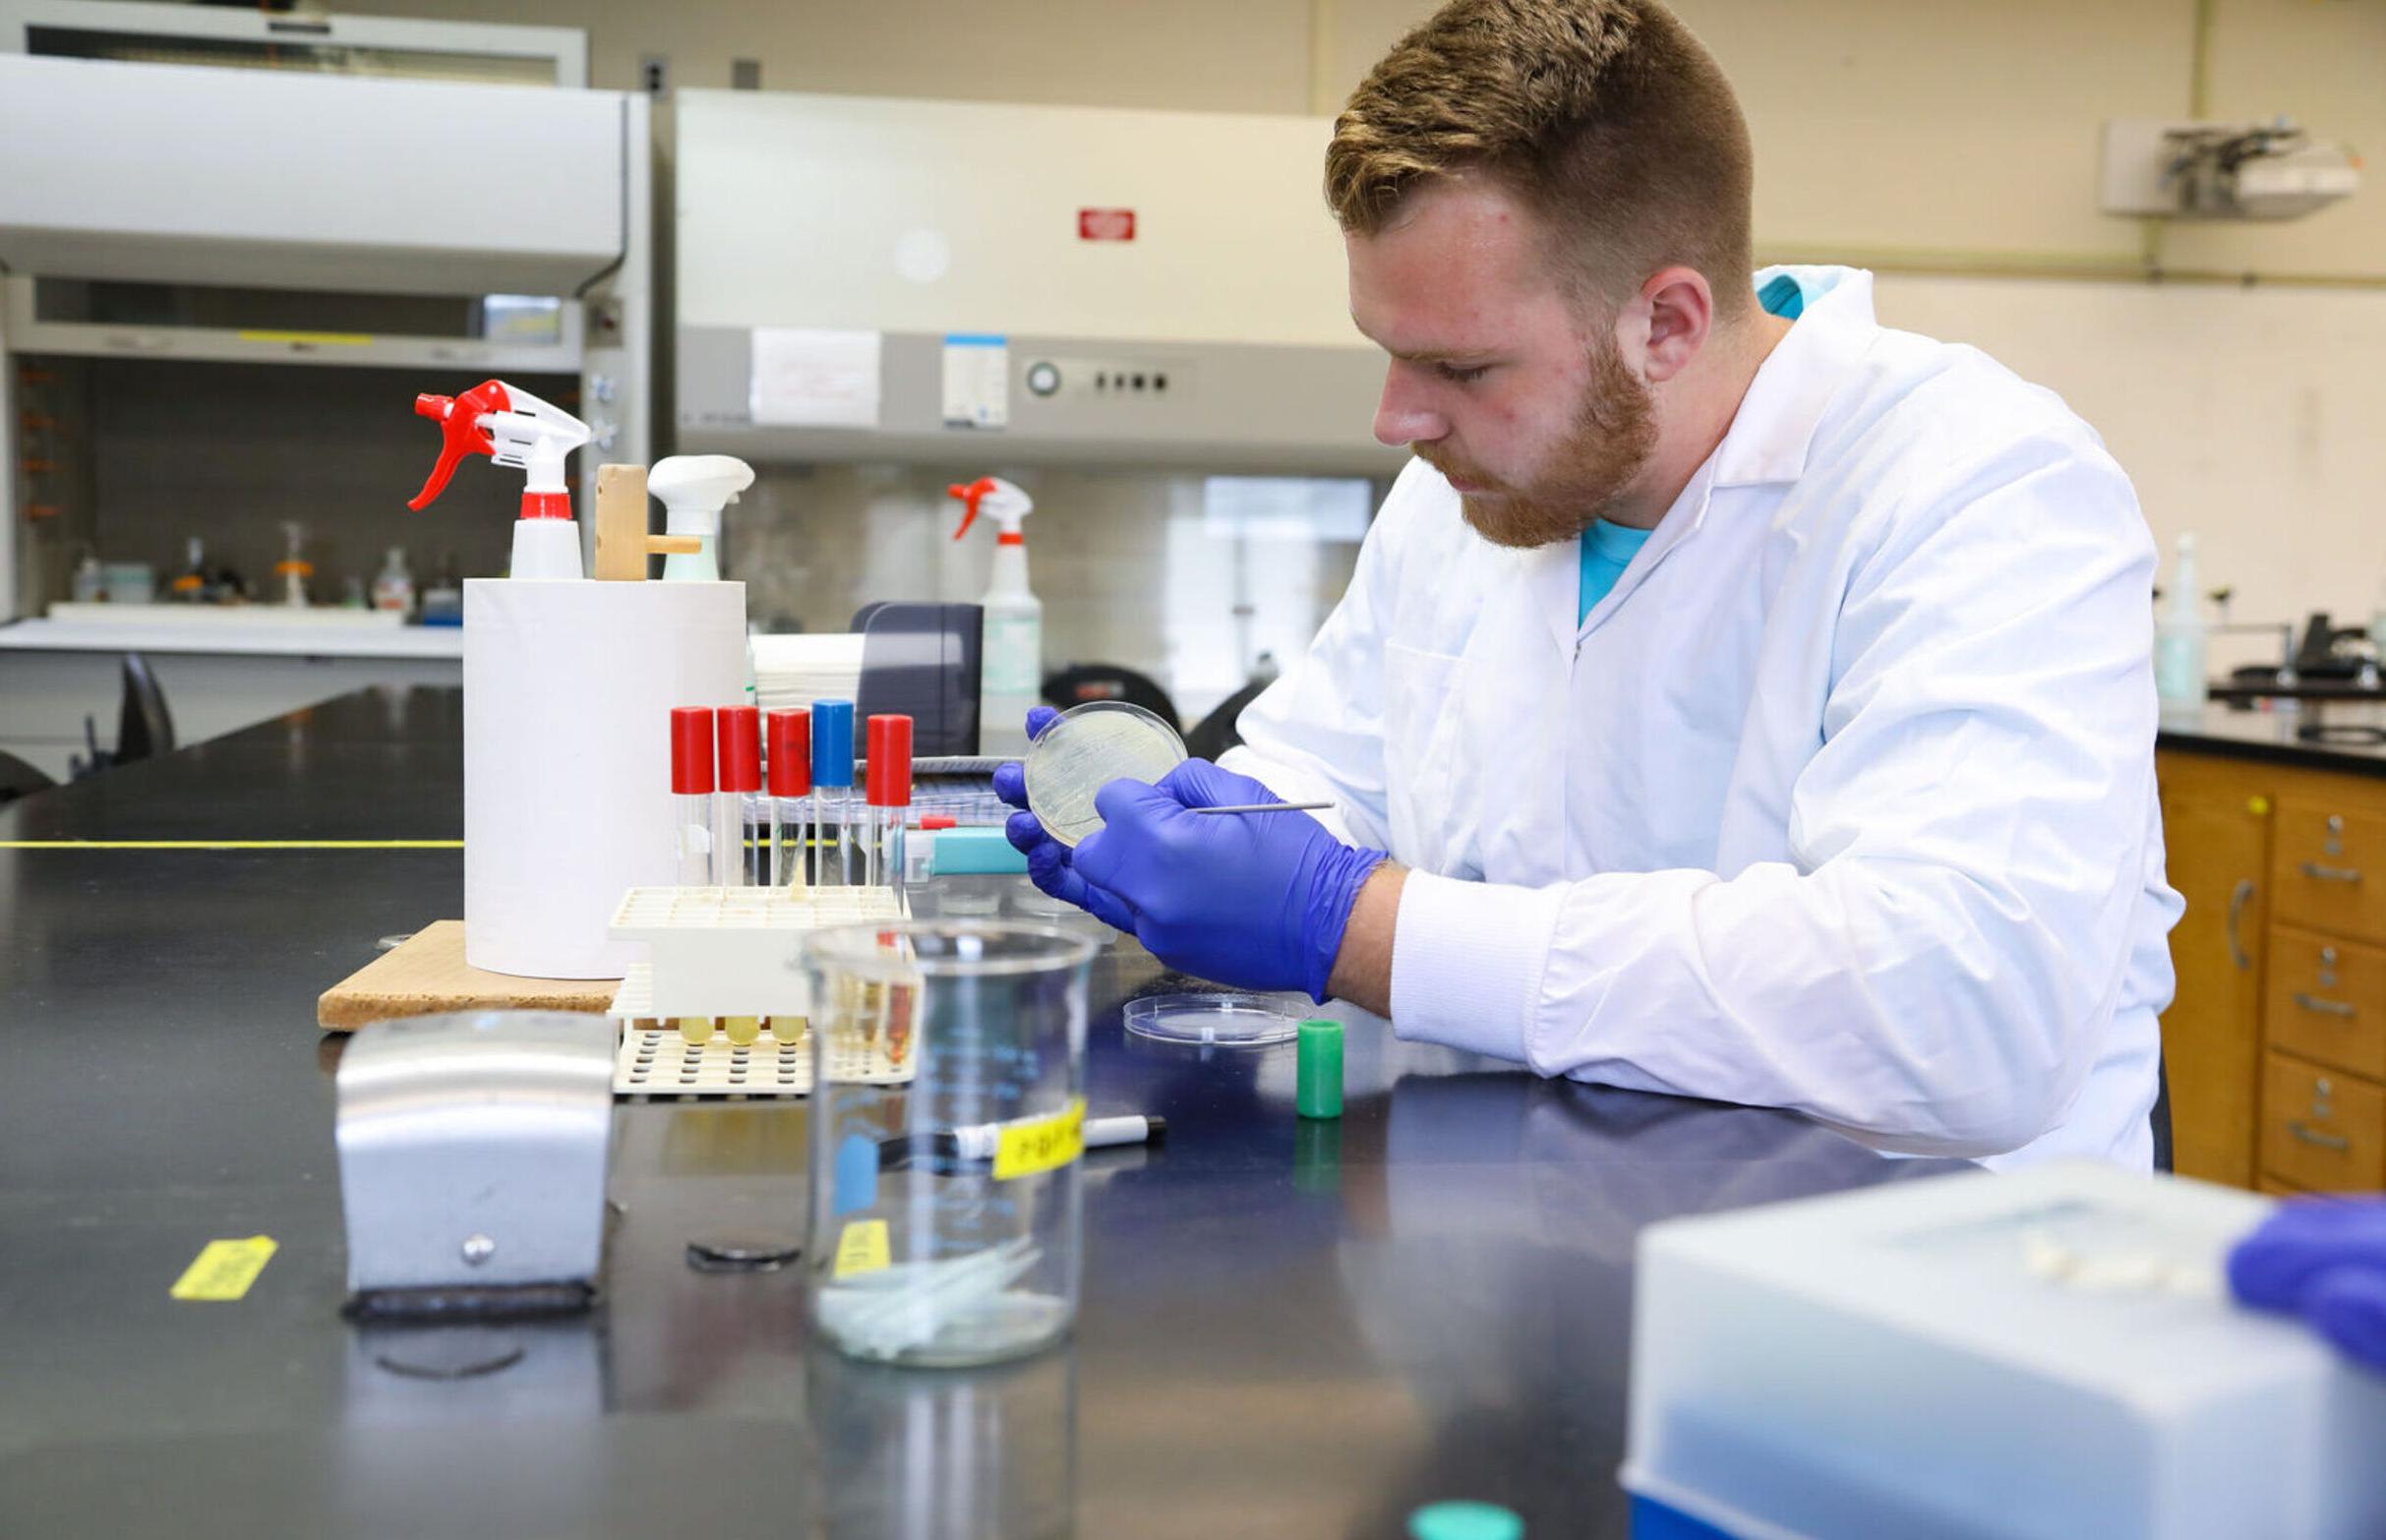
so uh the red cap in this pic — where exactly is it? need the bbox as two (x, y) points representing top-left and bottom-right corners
(919, 815), (957, 830)
(767, 710), (811, 798)
(671, 707), (715, 795)
(865, 714), (913, 807)
(717, 706), (762, 793)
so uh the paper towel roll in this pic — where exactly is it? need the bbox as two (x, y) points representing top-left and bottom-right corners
(464, 578), (747, 978)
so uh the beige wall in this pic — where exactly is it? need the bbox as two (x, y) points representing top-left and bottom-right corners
(357, 0), (2386, 281)
(340, 0), (2386, 637)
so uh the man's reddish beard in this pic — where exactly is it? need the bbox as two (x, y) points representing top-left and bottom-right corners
(1420, 333), (1658, 551)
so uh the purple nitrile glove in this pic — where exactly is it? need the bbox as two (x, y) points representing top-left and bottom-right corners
(2228, 1197), (2386, 1371)
(991, 707), (1141, 934)
(1069, 757), (1385, 1002)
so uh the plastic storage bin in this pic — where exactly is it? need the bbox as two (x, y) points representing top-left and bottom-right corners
(1623, 1162), (2386, 1540)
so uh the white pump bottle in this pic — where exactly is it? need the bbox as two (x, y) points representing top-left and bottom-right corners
(949, 476), (1042, 756)
(647, 455), (755, 584)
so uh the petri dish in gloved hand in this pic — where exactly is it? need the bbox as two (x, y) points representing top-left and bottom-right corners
(1023, 701), (1187, 848)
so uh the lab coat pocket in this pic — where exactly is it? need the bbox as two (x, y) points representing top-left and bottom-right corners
(1383, 641), (1469, 869)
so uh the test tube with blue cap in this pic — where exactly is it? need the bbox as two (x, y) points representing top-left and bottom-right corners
(811, 698), (857, 886)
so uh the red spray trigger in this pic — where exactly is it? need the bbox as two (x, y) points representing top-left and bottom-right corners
(407, 380), (512, 510)
(947, 477), (996, 541)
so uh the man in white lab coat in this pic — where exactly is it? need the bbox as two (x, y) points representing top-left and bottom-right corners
(994, 0), (2182, 1168)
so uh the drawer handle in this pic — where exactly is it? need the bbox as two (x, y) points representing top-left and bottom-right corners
(2227, 879), (2255, 972)
(2289, 1121), (2353, 1154)
(2299, 861), (2364, 885)
(2294, 992), (2358, 1019)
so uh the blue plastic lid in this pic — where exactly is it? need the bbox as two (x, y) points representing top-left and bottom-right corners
(810, 699), (856, 788)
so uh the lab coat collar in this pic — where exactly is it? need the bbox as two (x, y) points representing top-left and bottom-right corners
(1708, 266), (1880, 490)
(1515, 266), (1883, 659)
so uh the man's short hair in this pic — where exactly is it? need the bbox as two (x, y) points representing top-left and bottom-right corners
(1327, 0), (1755, 318)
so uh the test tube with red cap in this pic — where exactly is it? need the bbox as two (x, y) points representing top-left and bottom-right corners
(670, 707), (716, 886)
(864, 713), (914, 888)
(716, 706), (766, 887)
(767, 709), (812, 890)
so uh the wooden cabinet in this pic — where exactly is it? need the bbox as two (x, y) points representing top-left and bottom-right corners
(2158, 744), (2386, 1193)
(2263, 927), (2386, 1081)
(2155, 751), (2272, 1187)
(2260, 1051), (2386, 1192)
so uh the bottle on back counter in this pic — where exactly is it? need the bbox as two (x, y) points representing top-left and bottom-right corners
(948, 476), (1041, 756)
(372, 547), (416, 616)
(2154, 531), (2209, 714)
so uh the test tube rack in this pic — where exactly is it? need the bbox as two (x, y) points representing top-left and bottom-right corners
(607, 964), (916, 1099)
(605, 884), (914, 1100)
(607, 884), (905, 1019)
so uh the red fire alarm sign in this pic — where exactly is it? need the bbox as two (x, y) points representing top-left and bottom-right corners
(1077, 207), (1137, 242)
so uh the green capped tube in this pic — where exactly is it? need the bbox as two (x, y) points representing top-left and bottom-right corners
(1296, 1018), (1343, 1120)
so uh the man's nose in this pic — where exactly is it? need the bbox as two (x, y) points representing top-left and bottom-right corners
(1373, 366), (1447, 448)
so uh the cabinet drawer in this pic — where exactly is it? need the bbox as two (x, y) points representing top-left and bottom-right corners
(2261, 1052), (2386, 1193)
(2271, 800), (2386, 943)
(2263, 926), (2386, 1080)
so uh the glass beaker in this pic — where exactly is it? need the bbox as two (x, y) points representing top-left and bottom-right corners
(805, 920), (1098, 1367)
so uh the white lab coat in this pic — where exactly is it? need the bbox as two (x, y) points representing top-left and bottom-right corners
(1223, 267), (2181, 1169)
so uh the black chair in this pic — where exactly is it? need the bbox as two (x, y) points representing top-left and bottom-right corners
(1041, 664), (1179, 733)
(117, 652), (175, 762)
(2151, 1053), (2174, 1174)
(74, 652), (176, 778)
(1183, 676), (1272, 764)
(0, 748), (55, 807)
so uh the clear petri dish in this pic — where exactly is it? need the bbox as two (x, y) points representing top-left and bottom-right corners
(1122, 991), (1304, 1047)
(1023, 701), (1187, 849)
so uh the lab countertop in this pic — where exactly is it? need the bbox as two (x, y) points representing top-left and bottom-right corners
(0, 612), (465, 660)
(2158, 699), (2386, 778)
(0, 687), (1962, 1539)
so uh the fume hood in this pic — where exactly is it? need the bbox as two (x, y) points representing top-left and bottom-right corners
(672, 89), (1398, 476)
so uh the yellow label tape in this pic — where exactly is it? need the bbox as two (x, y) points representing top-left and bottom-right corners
(170, 1236), (277, 1301)
(993, 1096), (1086, 1182)
(0, 841), (460, 851)
(238, 328), (374, 347)
(833, 1219), (890, 1279)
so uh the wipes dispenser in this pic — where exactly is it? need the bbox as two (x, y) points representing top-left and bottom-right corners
(409, 379), (593, 580)
(648, 455), (755, 583)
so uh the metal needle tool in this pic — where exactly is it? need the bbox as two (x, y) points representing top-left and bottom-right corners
(1189, 801), (1336, 816)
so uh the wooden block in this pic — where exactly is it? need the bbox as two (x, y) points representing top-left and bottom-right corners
(591, 462), (651, 581)
(318, 920), (619, 1032)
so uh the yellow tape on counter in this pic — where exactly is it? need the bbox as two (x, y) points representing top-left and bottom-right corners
(833, 1219), (891, 1279)
(170, 1236), (277, 1301)
(0, 841), (461, 850)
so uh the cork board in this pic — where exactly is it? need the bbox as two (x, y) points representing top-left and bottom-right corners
(318, 920), (620, 1033)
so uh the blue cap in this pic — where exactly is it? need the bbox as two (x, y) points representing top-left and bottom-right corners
(810, 698), (855, 788)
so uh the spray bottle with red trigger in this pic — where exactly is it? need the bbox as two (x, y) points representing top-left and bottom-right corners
(407, 379), (593, 580)
(948, 476), (1040, 755)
